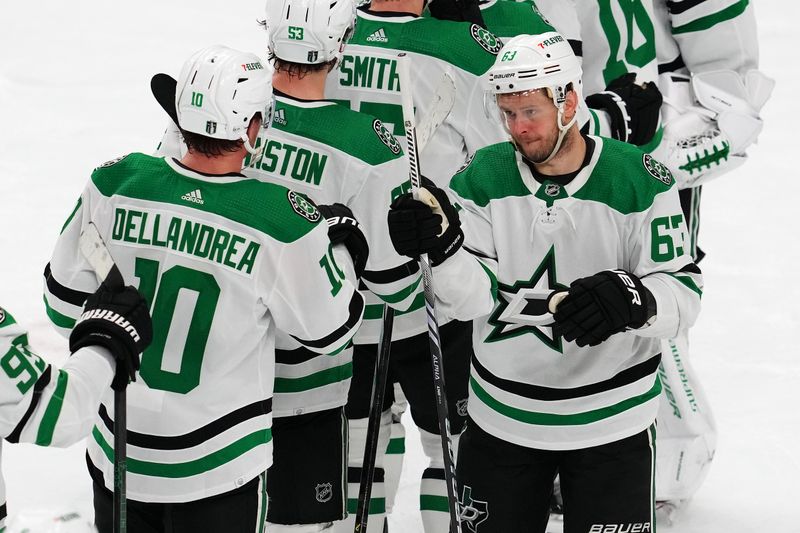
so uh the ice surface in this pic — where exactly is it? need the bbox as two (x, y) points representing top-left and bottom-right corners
(0, 2), (797, 531)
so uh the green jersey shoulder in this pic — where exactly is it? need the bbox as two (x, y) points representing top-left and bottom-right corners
(450, 142), (530, 207)
(480, 0), (555, 39)
(352, 13), (501, 76)
(269, 99), (404, 166)
(90, 153), (321, 243)
(573, 137), (676, 215)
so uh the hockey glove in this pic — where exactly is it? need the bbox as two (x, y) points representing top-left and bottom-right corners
(586, 73), (663, 146)
(388, 178), (463, 267)
(69, 284), (152, 390)
(553, 270), (653, 347)
(318, 203), (370, 279)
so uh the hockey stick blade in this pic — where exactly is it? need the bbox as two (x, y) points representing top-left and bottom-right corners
(79, 222), (125, 290)
(151, 73), (179, 125)
(416, 72), (456, 152)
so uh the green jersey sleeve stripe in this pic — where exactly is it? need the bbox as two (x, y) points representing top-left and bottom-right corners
(273, 361), (353, 394)
(35, 369), (69, 446)
(374, 276), (422, 305)
(667, 273), (703, 298)
(92, 426), (272, 478)
(469, 376), (662, 426)
(60, 197), (82, 234)
(363, 292), (426, 320)
(42, 295), (77, 330)
(672, 0), (749, 34)
(477, 260), (498, 303)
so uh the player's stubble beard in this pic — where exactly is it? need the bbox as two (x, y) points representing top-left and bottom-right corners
(515, 120), (571, 165)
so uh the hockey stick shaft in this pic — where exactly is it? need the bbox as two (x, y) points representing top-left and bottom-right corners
(397, 53), (462, 533)
(79, 222), (127, 533)
(353, 305), (394, 533)
(353, 67), (456, 533)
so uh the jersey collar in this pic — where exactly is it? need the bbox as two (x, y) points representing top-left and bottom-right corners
(358, 8), (418, 22)
(516, 136), (603, 200)
(165, 157), (248, 184)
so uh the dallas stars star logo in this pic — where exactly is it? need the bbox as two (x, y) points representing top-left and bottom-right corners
(459, 485), (489, 532)
(485, 246), (567, 352)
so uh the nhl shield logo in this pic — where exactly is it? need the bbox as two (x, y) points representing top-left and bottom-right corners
(315, 482), (333, 503)
(456, 398), (469, 417)
(206, 121), (218, 135)
(288, 190), (322, 223)
(544, 184), (561, 197)
(643, 154), (673, 186)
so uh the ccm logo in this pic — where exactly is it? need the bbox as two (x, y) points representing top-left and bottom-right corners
(612, 270), (641, 306)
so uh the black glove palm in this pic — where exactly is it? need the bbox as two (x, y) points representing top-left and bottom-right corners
(318, 203), (370, 279)
(553, 270), (651, 347)
(69, 284), (153, 390)
(586, 73), (663, 146)
(387, 178), (463, 267)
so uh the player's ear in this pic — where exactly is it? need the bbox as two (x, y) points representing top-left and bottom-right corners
(246, 114), (263, 147)
(564, 86), (579, 121)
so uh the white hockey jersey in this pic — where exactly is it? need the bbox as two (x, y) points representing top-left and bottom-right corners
(157, 93), (420, 414)
(0, 308), (115, 529)
(436, 136), (703, 449)
(325, 7), (508, 341)
(43, 154), (364, 502)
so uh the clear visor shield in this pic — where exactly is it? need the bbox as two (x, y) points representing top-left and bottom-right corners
(483, 88), (550, 134)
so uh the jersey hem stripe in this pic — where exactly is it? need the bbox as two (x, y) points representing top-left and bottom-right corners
(292, 292), (364, 351)
(469, 376), (662, 425)
(471, 353), (661, 401)
(97, 399), (272, 450)
(92, 426), (272, 478)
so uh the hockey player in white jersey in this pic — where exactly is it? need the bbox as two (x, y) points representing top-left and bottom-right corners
(0, 286), (151, 531)
(532, 0), (772, 518)
(154, 2), (416, 529)
(44, 45), (365, 533)
(324, 2), (509, 531)
(387, 32), (702, 532)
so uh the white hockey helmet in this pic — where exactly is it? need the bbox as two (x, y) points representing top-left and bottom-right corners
(264, 0), (357, 65)
(175, 45), (274, 153)
(486, 32), (582, 162)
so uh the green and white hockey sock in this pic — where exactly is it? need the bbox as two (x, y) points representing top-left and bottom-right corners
(419, 428), (460, 533)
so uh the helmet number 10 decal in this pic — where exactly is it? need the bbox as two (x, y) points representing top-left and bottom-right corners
(597, 0), (655, 85)
(191, 92), (204, 108)
(288, 26), (304, 40)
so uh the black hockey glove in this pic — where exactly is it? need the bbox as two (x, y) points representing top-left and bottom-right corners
(428, 0), (486, 27)
(553, 270), (654, 347)
(388, 178), (463, 267)
(585, 73), (663, 146)
(318, 203), (370, 279)
(69, 284), (152, 390)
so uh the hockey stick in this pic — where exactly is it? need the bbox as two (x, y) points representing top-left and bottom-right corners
(353, 69), (457, 533)
(397, 52), (462, 533)
(79, 222), (128, 533)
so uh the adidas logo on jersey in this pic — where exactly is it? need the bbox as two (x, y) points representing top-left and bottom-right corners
(181, 189), (204, 205)
(273, 108), (287, 126)
(366, 28), (388, 43)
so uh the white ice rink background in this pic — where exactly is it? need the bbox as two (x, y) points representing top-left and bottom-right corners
(0, 2), (797, 531)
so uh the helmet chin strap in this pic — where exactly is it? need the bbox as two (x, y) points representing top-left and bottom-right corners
(241, 134), (265, 168)
(535, 105), (577, 164)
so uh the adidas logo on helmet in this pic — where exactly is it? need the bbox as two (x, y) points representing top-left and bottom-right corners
(181, 189), (205, 205)
(366, 28), (388, 43)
